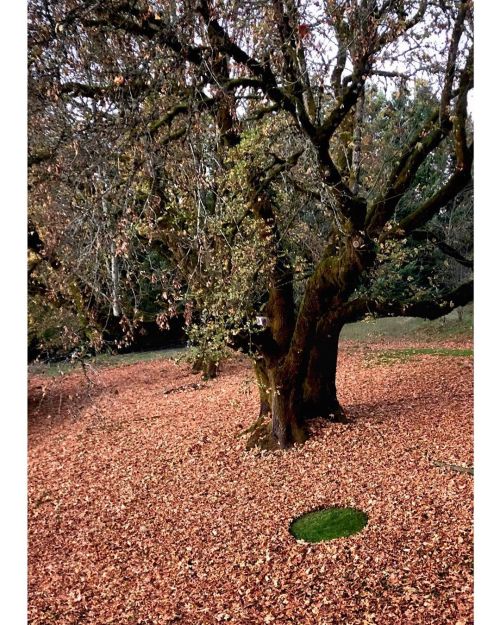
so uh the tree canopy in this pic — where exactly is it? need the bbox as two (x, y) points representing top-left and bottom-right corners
(28, 0), (473, 447)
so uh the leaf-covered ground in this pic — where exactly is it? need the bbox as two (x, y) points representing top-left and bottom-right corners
(28, 340), (473, 625)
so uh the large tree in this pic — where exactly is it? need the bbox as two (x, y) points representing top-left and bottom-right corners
(29, 0), (473, 448)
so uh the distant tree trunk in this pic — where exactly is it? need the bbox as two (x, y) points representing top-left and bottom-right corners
(191, 353), (219, 379)
(110, 241), (121, 318)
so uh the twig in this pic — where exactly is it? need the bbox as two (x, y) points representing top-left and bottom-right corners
(432, 460), (473, 475)
(164, 381), (206, 395)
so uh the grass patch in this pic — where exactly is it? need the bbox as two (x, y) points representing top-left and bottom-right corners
(29, 346), (189, 377)
(340, 304), (473, 342)
(368, 346), (473, 366)
(290, 507), (368, 543)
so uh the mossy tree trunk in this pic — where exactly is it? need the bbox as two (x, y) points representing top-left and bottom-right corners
(246, 228), (371, 450)
(254, 357), (272, 418)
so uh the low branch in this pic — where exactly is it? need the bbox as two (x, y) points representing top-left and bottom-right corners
(343, 280), (473, 323)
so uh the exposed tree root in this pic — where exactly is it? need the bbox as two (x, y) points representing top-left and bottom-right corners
(236, 414), (266, 439)
(243, 418), (280, 451)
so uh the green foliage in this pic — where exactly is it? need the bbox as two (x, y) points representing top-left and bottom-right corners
(361, 237), (442, 304)
(28, 295), (83, 356)
(352, 84), (472, 310)
(173, 122), (301, 364)
(28, 282), (104, 358)
(361, 82), (452, 200)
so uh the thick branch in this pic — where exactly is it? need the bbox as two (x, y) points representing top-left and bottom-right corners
(247, 168), (296, 354)
(319, 62), (369, 141)
(365, 2), (471, 238)
(396, 148), (473, 234)
(58, 78), (149, 100)
(196, 0), (305, 131)
(440, 1), (469, 119)
(366, 112), (450, 236)
(314, 138), (368, 228)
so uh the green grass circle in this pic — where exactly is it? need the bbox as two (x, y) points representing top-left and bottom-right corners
(290, 506), (368, 543)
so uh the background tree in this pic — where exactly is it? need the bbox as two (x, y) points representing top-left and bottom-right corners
(28, 0), (473, 448)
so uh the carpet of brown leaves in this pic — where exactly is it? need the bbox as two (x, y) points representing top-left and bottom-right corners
(28, 340), (473, 625)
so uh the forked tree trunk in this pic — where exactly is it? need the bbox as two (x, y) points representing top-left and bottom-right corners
(247, 326), (344, 449)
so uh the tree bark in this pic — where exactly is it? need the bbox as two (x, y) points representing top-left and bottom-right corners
(247, 326), (346, 450)
(254, 357), (271, 418)
(246, 236), (371, 450)
(246, 358), (307, 450)
(269, 367), (307, 449)
(247, 323), (346, 449)
(302, 321), (345, 421)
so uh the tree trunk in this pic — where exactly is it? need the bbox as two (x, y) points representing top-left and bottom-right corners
(246, 319), (348, 449)
(246, 360), (307, 450)
(254, 357), (271, 418)
(110, 240), (121, 318)
(302, 322), (345, 421)
(269, 368), (307, 449)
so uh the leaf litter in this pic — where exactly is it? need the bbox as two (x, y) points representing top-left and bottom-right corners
(28, 340), (473, 625)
